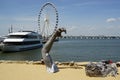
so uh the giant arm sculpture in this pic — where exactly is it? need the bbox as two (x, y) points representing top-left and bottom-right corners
(41, 28), (66, 73)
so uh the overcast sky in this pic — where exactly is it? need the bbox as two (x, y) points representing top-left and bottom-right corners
(0, 0), (120, 36)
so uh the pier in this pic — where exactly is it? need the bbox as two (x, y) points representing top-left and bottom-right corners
(61, 36), (120, 40)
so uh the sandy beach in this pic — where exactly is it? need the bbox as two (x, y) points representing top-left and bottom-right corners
(0, 61), (120, 80)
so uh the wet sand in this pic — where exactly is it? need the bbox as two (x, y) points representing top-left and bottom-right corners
(0, 61), (120, 80)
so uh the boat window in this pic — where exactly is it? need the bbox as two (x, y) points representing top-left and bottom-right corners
(4, 41), (41, 45)
(27, 35), (38, 39)
(8, 35), (24, 38)
(8, 35), (38, 39)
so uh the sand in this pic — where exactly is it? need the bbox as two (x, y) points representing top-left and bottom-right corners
(0, 61), (120, 80)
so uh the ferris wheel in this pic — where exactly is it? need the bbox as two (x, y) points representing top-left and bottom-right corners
(38, 2), (58, 38)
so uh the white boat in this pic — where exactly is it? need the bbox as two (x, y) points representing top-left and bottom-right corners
(1, 31), (43, 52)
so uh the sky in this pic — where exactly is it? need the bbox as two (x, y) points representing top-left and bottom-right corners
(0, 0), (120, 36)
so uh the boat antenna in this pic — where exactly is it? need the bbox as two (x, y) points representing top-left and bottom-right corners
(8, 25), (13, 33)
(11, 25), (13, 33)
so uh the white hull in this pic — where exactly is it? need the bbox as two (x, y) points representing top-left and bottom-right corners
(1, 43), (42, 52)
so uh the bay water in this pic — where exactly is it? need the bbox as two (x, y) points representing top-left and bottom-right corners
(0, 39), (120, 62)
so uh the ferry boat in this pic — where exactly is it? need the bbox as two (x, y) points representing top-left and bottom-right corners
(1, 31), (43, 52)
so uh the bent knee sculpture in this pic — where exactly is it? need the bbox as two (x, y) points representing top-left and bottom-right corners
(41, 28), (66, 73)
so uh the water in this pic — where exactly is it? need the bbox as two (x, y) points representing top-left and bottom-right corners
(0, 39), (120, 62)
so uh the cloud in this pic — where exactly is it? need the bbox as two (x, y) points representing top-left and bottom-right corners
(65, 25), (98, 36)
(72, 1), (101, 7)
(0, 16), (37, 22)
(13, 16), (37, 22)
(106, 18), (117, 23)
(118, 17), (120, 20)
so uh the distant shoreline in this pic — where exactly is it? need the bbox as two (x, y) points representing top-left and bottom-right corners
(61, 35), (120, 39)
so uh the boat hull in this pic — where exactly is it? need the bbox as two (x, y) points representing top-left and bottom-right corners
(1, 43), (43, 52)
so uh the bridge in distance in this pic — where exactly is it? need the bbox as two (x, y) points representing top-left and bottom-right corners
(61, 36), (120, 40)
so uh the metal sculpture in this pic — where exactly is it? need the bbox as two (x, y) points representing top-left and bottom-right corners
(41, 28), (66, 73)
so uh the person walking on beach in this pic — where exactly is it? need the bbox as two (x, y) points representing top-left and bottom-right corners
(41, 28), (66, 73)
